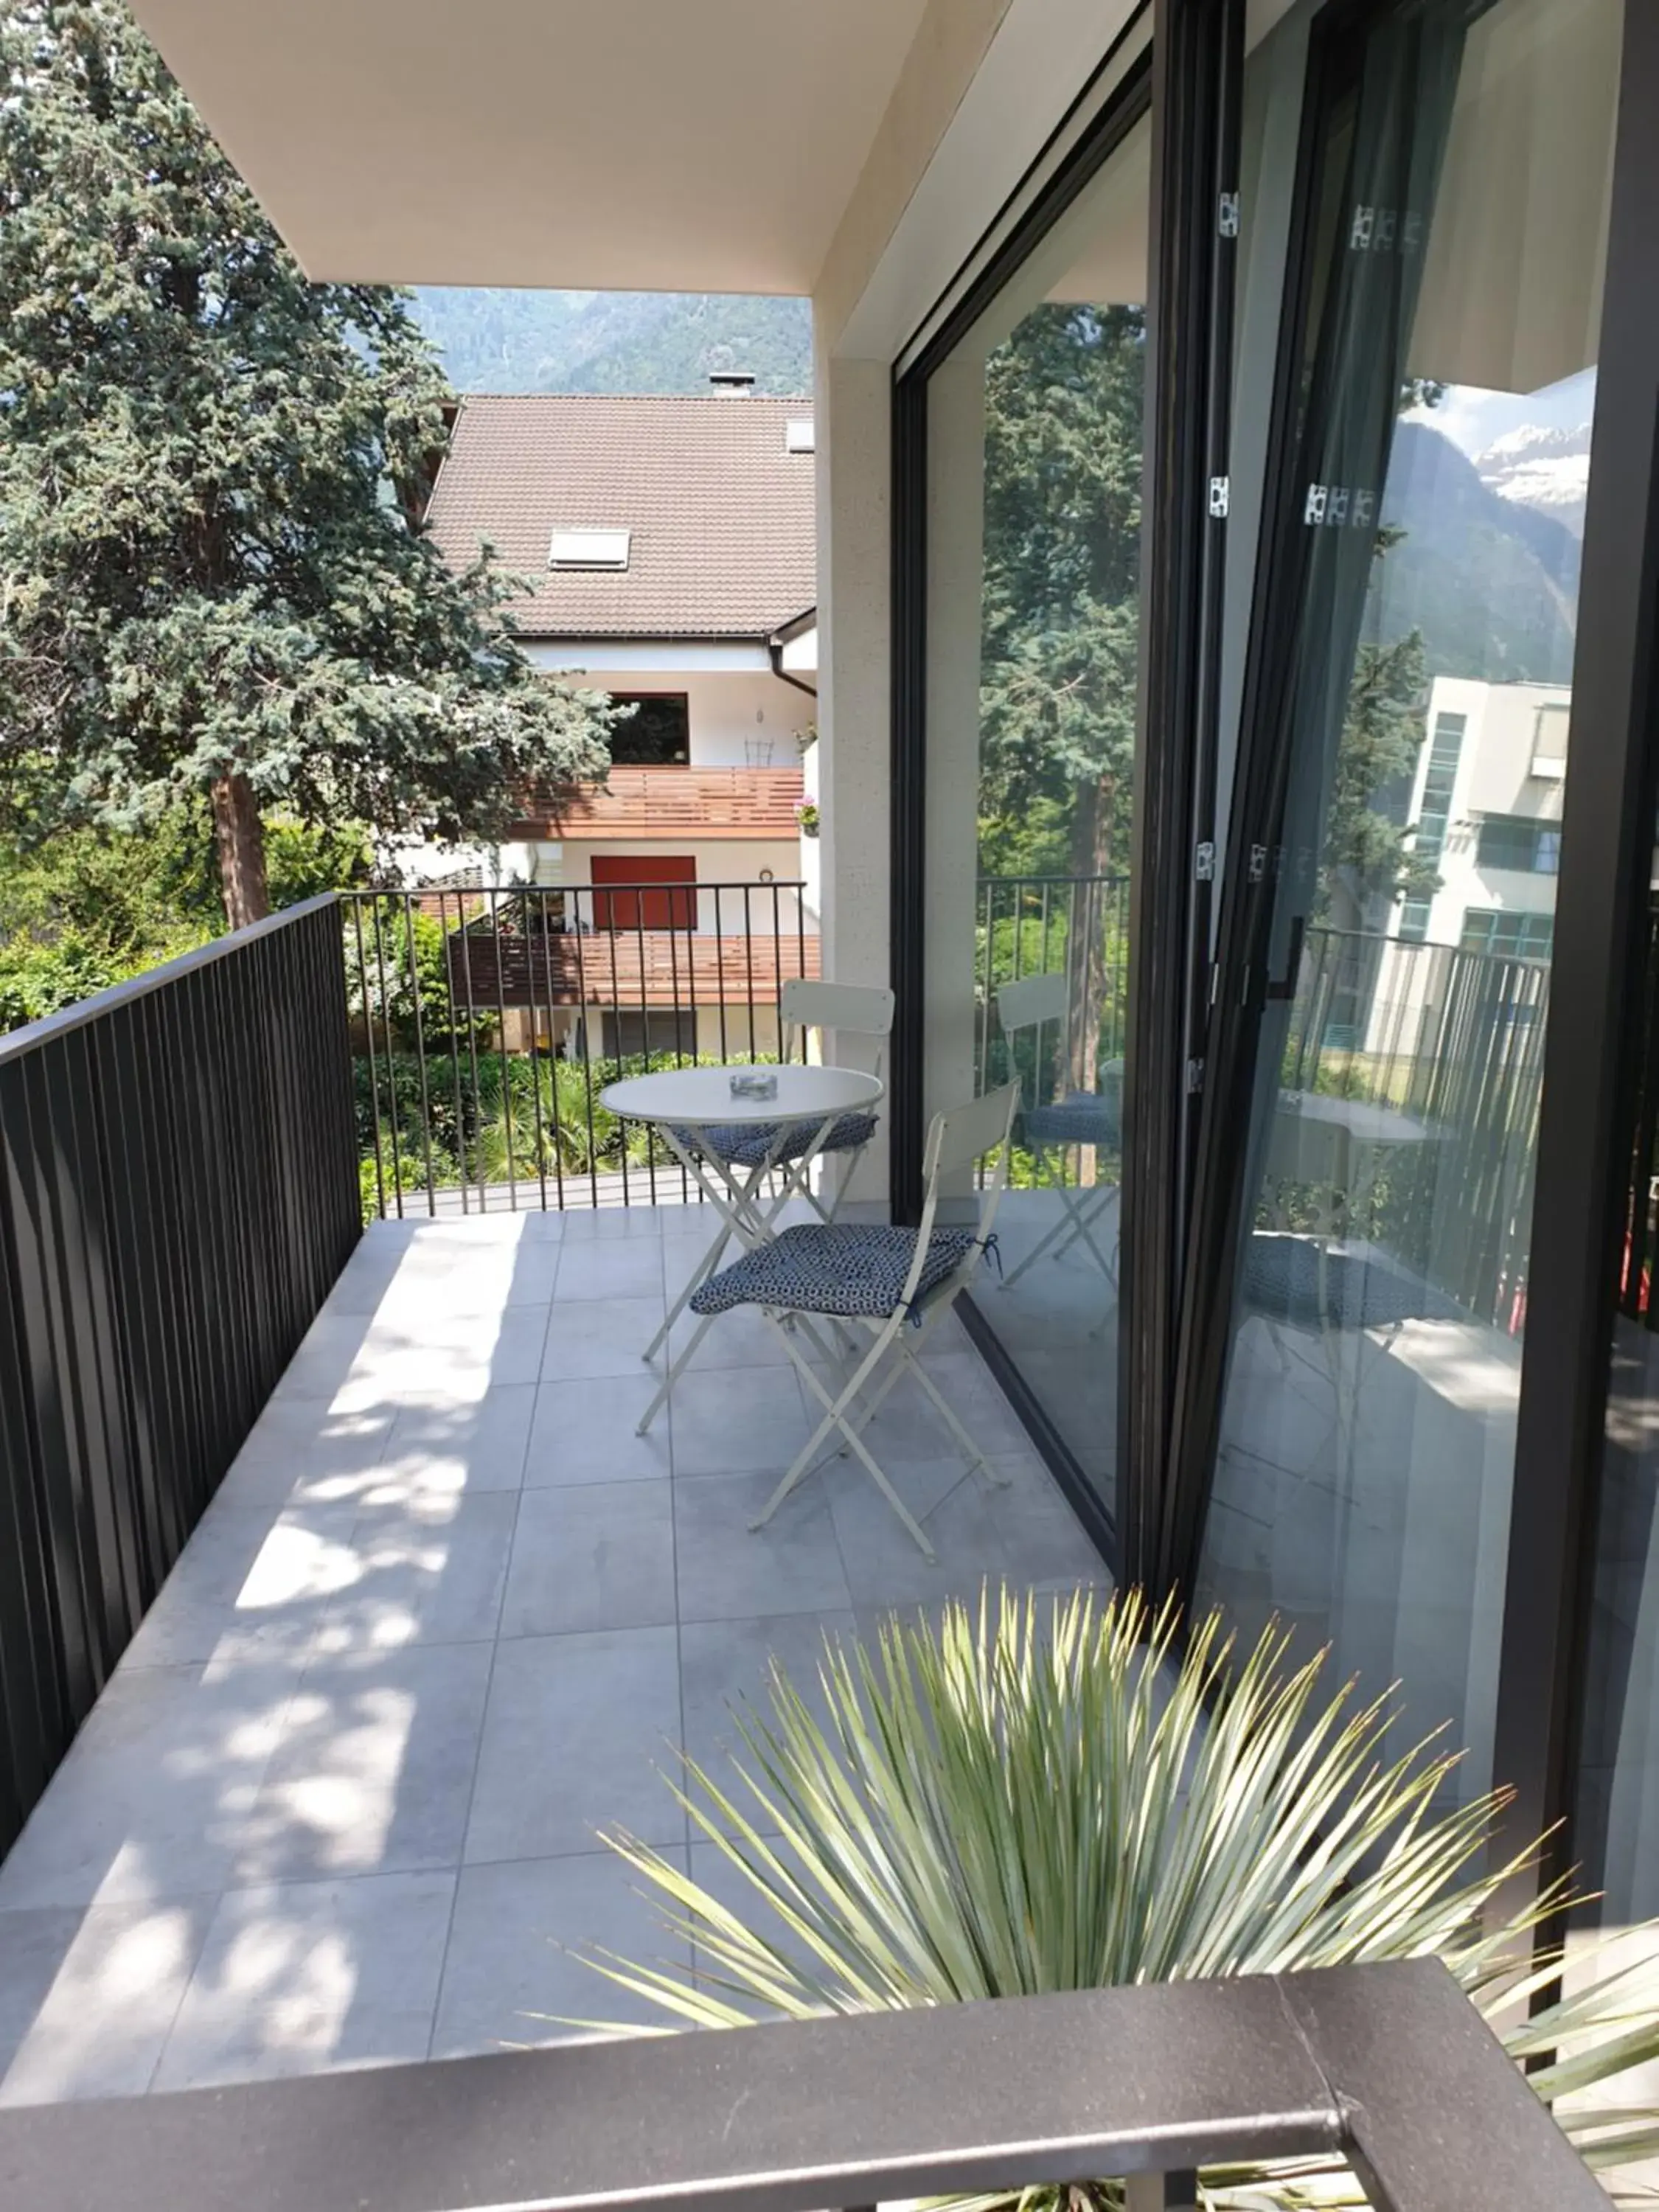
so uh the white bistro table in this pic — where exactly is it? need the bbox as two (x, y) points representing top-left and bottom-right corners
(598, 1062), (885, 1430)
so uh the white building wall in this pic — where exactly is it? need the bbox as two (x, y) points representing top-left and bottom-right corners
(1397, 675), (1568, 952)
(522, 646), (813, 771)
(813, 347), (894, 1205)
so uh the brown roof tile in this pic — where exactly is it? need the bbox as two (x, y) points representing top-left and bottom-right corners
(423, 394), (816, 640)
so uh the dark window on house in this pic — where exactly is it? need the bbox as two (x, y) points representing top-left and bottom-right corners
(608, 693), (691, 765)
(1460, 908), (1556, 961)
(1477, 815), (1562, 874)
(1397, 898), (1433, 943)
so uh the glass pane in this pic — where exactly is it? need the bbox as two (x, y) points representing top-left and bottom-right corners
(1196, 0), (1621, 1800)
(1571, 810), (1659, 1961)
(923, 111), (1151, 1520)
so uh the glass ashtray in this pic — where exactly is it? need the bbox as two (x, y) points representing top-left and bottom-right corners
(728, 1070), (779, 1101)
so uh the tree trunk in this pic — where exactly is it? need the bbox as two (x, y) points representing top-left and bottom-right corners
(210, 772), (271, 931)
(1066, 775), (1116, 1188)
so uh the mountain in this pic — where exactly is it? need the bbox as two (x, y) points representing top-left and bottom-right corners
(1474, 421), (1592, 539)
(411, 289), (813, 397)
(1368, 419), (1581, 684)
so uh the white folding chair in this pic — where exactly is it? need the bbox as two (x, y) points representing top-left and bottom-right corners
(995, 973), (1121, 1300)
(686, 1082), (1020, 1559)
(639, 979), (894, 1376)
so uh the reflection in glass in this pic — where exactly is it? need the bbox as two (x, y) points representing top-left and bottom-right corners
(1573, 818), (1659, 1962)
(924, 113), (1150, 1518)
(1195, 0), (1619, 1800)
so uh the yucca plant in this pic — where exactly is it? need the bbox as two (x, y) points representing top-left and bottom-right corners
(588, 1590), (1659, 2209)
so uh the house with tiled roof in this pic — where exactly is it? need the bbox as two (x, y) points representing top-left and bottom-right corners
(420, 383), (820, 1053)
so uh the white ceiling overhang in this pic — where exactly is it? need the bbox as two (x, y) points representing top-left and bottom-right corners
(125, 0), (931, 291)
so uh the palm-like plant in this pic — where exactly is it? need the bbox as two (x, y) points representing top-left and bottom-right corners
(591, 1591), (1659, 2208)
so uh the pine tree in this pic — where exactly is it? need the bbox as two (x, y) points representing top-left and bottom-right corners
(0, 0), (617, 927)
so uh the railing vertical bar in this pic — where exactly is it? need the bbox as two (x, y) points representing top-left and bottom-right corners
(568, 891), (602, 1211)
(742, 883), (758, 1062)
(635, 882), (658, 1205)
(665, 887), (689, 1205)
(771, 879), (785, 1064)
(489, 888), (517, 1210)
(437, 891), (473, 1220)
(400, 894), (438, 1216)
(370, 897), (406, 1219)
(457, 891), (488, 1214)
(350, 900), (386, 1221)
(604, 887), (631, 1211)
(714, 883), (731, 1064)
(537, 891), (566, 1213)
(526, 890), (551, 1214)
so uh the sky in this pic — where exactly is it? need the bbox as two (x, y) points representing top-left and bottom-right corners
(1404, 365), (1598, 459)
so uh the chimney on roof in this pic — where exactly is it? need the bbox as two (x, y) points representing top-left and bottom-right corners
(709, 370), (756, 395)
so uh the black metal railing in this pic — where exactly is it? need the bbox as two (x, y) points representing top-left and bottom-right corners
(341, 880), (815, 1216)
(0, 1958), (1608, 2212)
(974, 872), (1133, 1109)
(0, 898), (361, 1859)
(1283, 922), (1550, 1329)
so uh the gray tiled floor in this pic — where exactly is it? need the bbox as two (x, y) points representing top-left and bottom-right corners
(0, 1205), (1106, 2104)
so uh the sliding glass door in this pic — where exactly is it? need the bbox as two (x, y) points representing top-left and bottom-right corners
(1183, 0), (1621, 1798)
(917, 72), (1153, 1531)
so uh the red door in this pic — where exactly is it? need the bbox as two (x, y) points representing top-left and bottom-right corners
(589, 855), (697, 931)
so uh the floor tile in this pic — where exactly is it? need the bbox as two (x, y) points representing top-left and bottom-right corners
(559, 1208), (672, 1242)
(121, 1500), (358, 1672)
(914, 1353), (1037, 1455)
(667, 1304), (797, 1372)
(540, 1297), (667, 1381)
(0, 1207), (1044, 2107)
(328, 1306), (552, 1406)
(673, 1472), (853, 1623)
(553, 1237), (664, 1302)
(0, 1897), (215, 2104)
(311, 1491), (516, 1653)
(0, 1662), (299, 1911)
(465, 1629), (683, 1862)
(430, 1848), (691, 2056)
(218, 1400), (394, 1509)
(988, 1457), (1110, 1592)
(150, 1871), (454, 2090)
(678, 1613), (857, 1833)
(502, 1484), (675, 1638)
(365, 1385), (537, 1503)
(669, 1366), (813, 1477)
(826, 1457), (1009, 1609)
(236, 1642), (493, 1882)
(524, 1376), (673, 1486)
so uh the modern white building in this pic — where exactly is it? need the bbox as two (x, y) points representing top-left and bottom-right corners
(1392, 675), (1570, 960)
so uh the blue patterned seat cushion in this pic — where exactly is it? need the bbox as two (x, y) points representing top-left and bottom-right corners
(1023, 1094), (1119, 1148)
(689, 1222), (978, 1320)
(671, 1110), (878, 1169)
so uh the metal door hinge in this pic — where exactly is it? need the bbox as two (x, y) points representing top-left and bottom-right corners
(1194, 841), (1215, 882)
(1186, 1058), (1206, 1094)
(1208, 476), (1231, 519)
(1218, 190), (1240, 238)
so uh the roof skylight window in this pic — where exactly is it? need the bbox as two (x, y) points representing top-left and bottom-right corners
(549, 528), (631, 569)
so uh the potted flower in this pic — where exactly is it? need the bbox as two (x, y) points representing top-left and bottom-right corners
(587, 1590), (1659, 2208)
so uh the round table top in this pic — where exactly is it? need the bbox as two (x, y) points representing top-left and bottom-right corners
(599, 1063), (883, 1127)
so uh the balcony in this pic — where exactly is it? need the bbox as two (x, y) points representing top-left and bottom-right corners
(0, 901), (1100, 2104)
(510, 766), (807, 841)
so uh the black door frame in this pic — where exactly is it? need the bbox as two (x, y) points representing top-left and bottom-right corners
(886, 0), (1659, 1928)
(887, 0), (1244, 1578)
